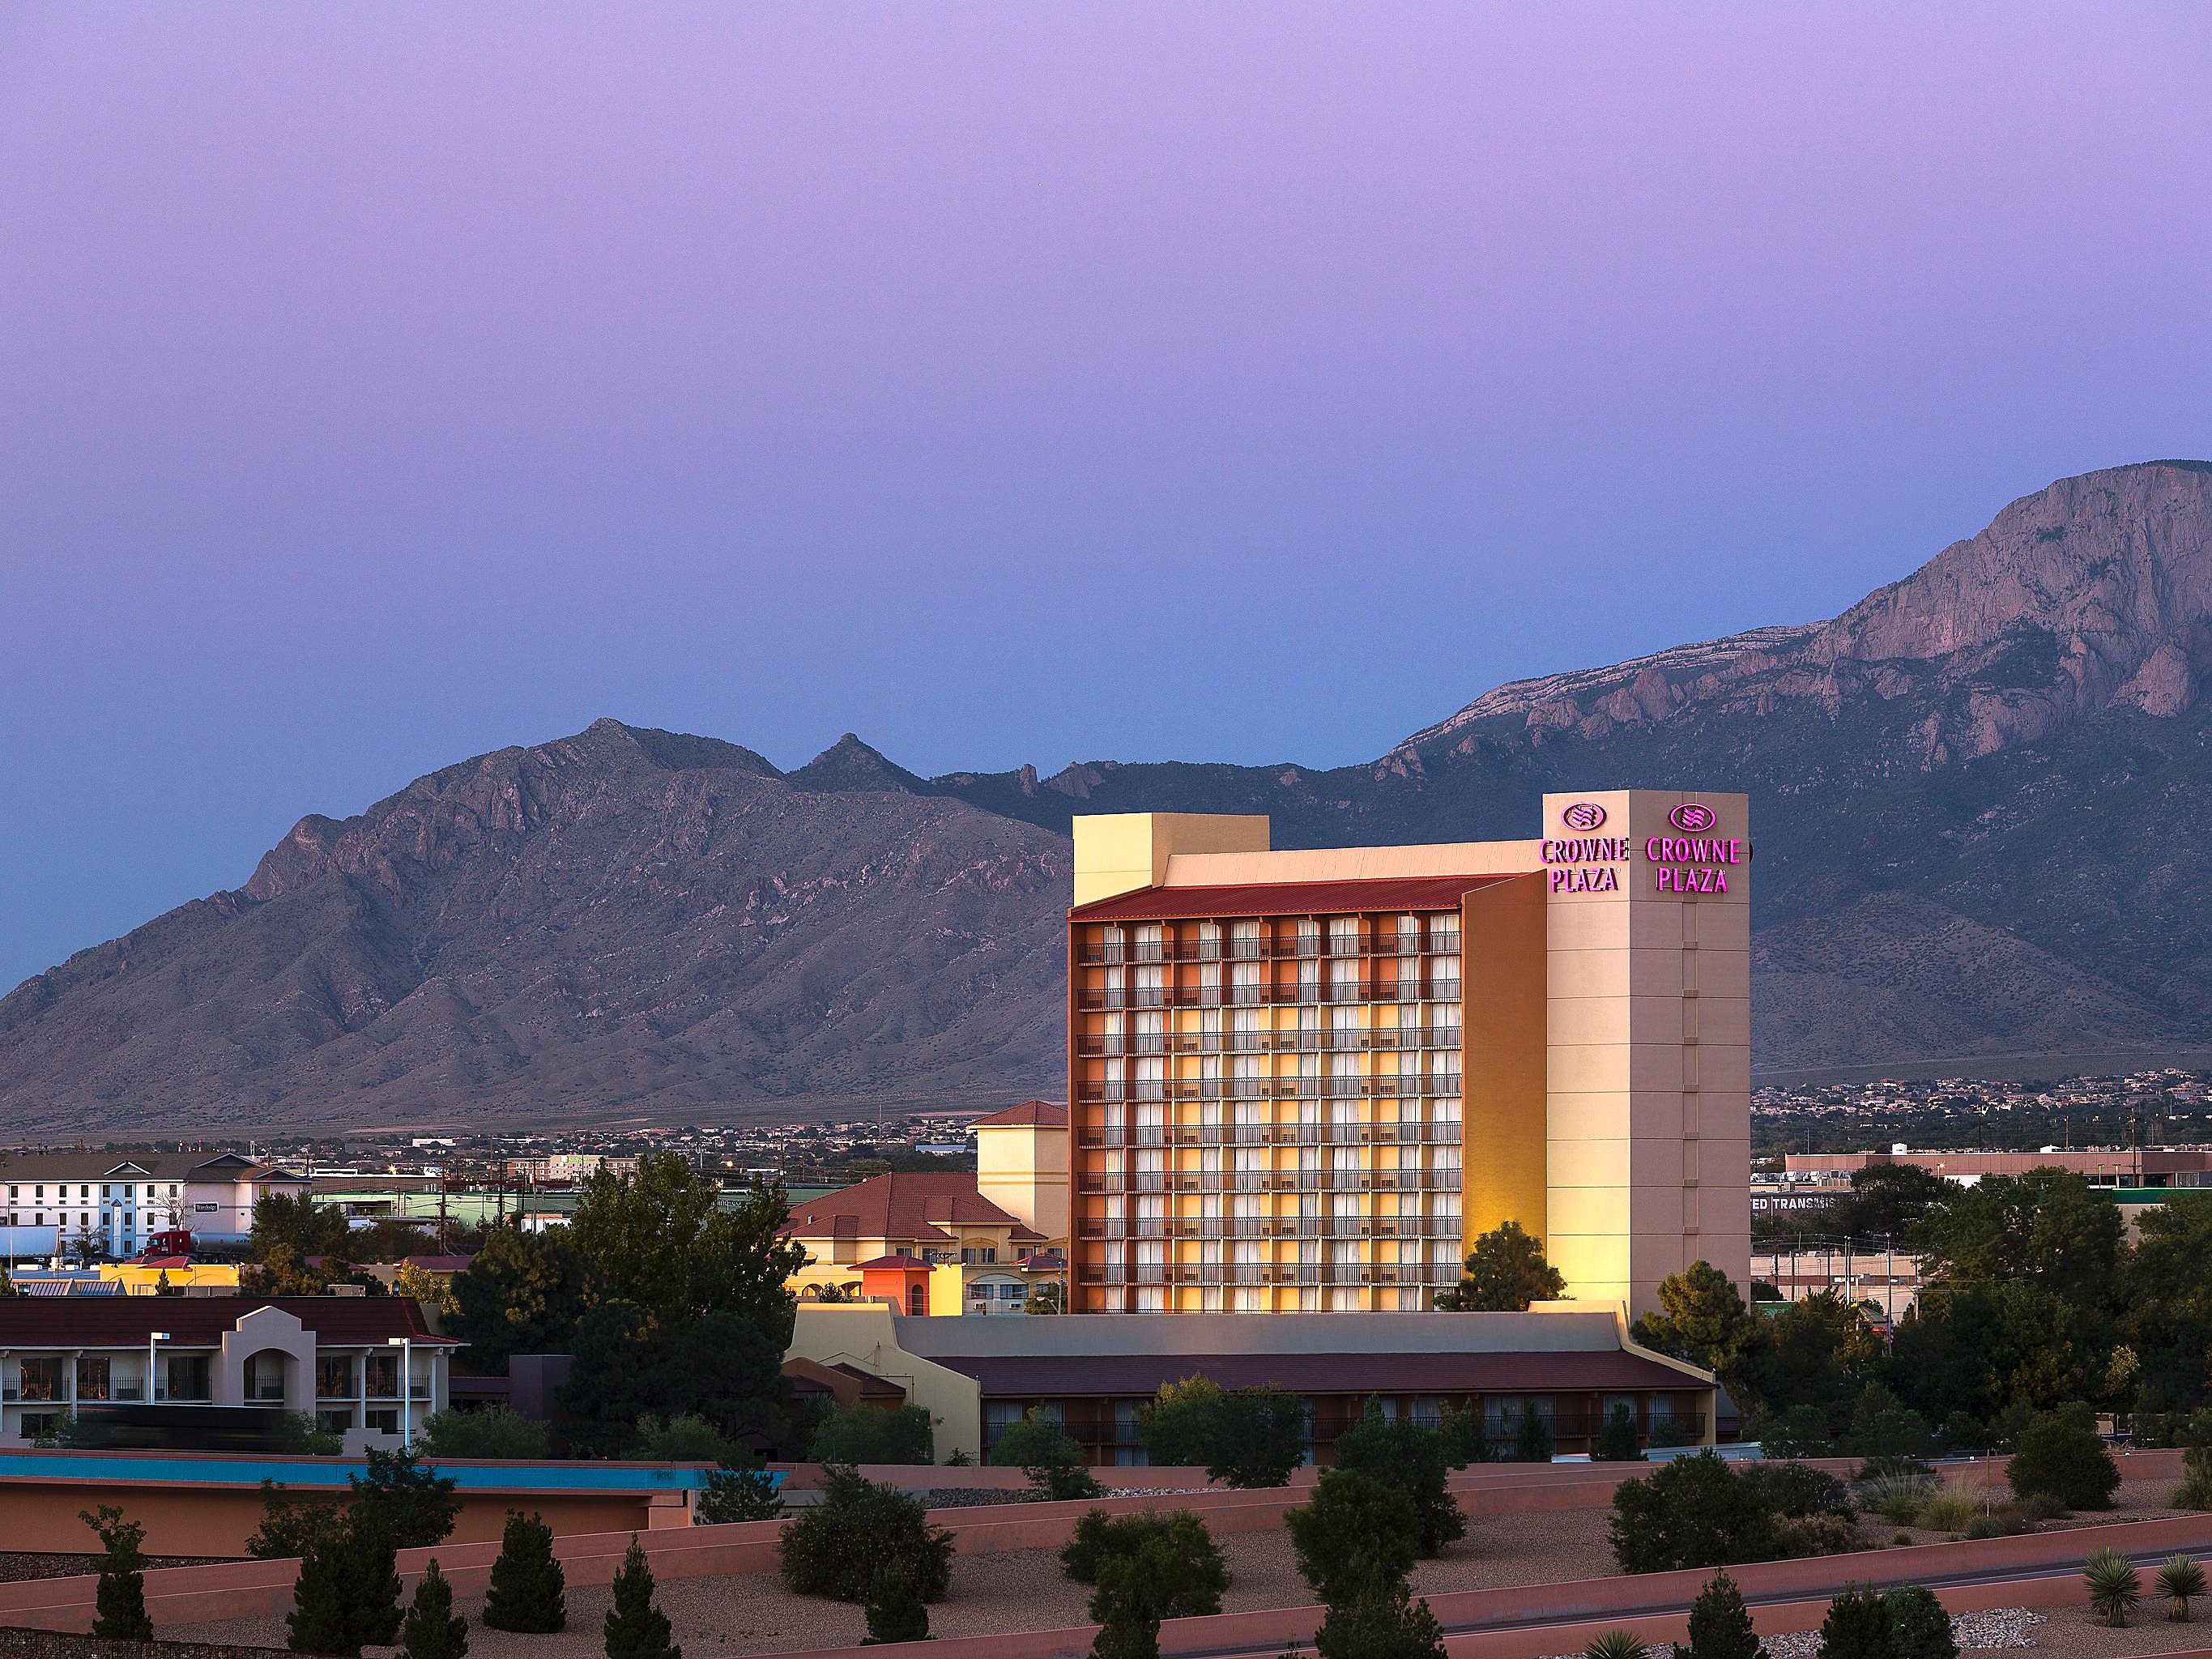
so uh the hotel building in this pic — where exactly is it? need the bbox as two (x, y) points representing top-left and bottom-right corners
(1066, 791), (1750, 1317)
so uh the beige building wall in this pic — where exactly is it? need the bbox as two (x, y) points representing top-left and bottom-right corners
(977, 1120), (1069, 1244)
(1541, 790), (1750, 1312)
(786, 1303), (987, 1463)
(1072, 812), (1270, 907)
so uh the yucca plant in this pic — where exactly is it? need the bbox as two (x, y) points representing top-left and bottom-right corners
(2083, 1547), (2141, 1628)
(1583, 1632), (1648, 1659)
(2155, 1555), (2206, 1623)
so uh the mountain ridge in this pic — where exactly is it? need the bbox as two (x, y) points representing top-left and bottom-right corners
(4, 460), (2209, 1132)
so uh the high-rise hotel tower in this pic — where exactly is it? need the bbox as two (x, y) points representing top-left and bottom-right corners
(1065, 791), (1750, 1317)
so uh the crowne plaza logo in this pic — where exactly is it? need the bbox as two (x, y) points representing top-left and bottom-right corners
(1669, 801), (1716, 833)
(1560, 801), (1606, 831)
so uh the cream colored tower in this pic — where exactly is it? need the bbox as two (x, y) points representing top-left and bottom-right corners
(1541, 790), (1751, 1310)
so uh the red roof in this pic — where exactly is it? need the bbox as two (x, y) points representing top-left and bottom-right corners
(972, 1101), (1068, 1130)
(1069, 873), (1521, 922)
(782, 1172), (1045, 1246)
(0, 1296), (456, 1349)
(857, 1254), (931, 1271)
(936, 1349), (1701, 1397)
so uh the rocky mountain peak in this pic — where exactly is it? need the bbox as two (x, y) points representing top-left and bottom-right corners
(787, 733), (931, 795)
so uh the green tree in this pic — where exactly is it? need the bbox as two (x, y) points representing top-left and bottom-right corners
(1817, 1584), (1893, 1659)
(288, 1512), (403, 1657)
(247, 1481), (347, 1560)
(1312, 1577), (1449, 1659)
(1912, 1169), (2124, 1314)
(1767, 1293), (1880, 1430)
(991, 1409), (1104, 1499)
(1883, 1586), (1957, 1659)
(603, 1535), (680, 1659)
(635, 1412), (744, 1462)
(1333, 1400), (1464, 1555)
(697, 1465), (785, 1523)
(80, 1506), (154, 1641)
(2083, 1548), (2141, 1628)
(1089, 1542), (1171, 1659)
(1609, 1452), (1778, 1575)
(1632, 1263), (1773, 1412)
(809, 1402), (937, 1465)
(2007, 1405), (2119, 1510)
(445, 1229), (596, 1376)
(560, 1302), (790, 1455)
(350, 1447), (460, 1548)
(252, 1192), (354, 1260)
(1686, 1571), (1761, 1659)
(1287, 1470), (1421, 1608)
(568, 1154), (806, 1337)
(863, 1567), (930, 1646)
(1845, 1385), (1936, 1463)
(245, 1243), (342, 1297)
(1835, 1165), (1956, 1243)
(1515, 1409), (1555, 1464)
(778, 1466), (955, 1604)
(1025, 1281), (1068, 1316)
(1138, 1375), (1306, 1488)
(1432, 1222), (1566, 1311)
(419, 1405), (551, 1460)
(400, 1560), (469, 1659)
(484, 1509), (567, 1633)
(1059, 1509), (1229, 1618)
(1594, 1404), (1646, 1462)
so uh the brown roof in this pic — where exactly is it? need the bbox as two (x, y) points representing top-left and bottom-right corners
(0, 1296), (456, 1349)
(938, 1349), (1703, 1398)
(972, 1101), (1068, 1129)
(1070, 874), (1519, 922)
(782, 1173), (1045, 1246)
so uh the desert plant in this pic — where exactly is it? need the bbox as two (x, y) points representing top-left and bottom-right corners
(2083, 1547), (2141, 1628)
(1744, 1462), (1854, 1520)
(1139, 1375), (1306, 1489)
(991, 1409), (1105, 1501)
(247, 1480), (348, 1560)
(288, 1512), (403, 1657)
(1089, 1542), (1176, 1659)
(1816, 1584), (1892, 1659)
(419, 1405), (550, 1461)
(1882, 1585), (1956, 1659)
(2175, 1444), (2212, 1511)
(1686, 1571), (1762, 1659)
(1609, 1452), (1778, 1575)
(603, 1535), (680, 1659)
(484, 1510), (567, 1633)
(81, 1506), (154, 1642)
(1311, 1577), (1448, 1659)
(779, 1465), (954, 1604)
(2007, 1406), (2118, 1512)
(1756, 1404), (1833, 1460)
(1915, 1491), (1978, 1533)
(2155, 1555), (2205, 1623)
(350, 1447), (462, 1550)
(1583, 1632), (1649, 1659)
(399, 1560), (468, 1659)
(810, 1402), (938, 1465)
(1286, 1470), (1421, 1607)
(1059, 1509), (1228, 1617)
(1332, 1400), (1465, 1555)
(1515, 1409), (1555, 1464)
(1859, 1477), (1934, 1528)
(863, 1566), (929, 1646)
(697, 1464), (785, 1523)
(1772, 1514), (1860, 1559)
(1594, 1404), (1646, 1462)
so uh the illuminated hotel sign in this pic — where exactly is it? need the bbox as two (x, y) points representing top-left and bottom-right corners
(1542, 800), (1746, 894)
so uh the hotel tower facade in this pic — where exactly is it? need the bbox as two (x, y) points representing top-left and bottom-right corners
(1065, 791), (1750, 1318)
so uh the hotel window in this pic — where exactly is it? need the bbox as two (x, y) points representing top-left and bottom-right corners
(1102, 1065), (1126, 1103)
(1134, 964), (1166, 1007)
(1230, 919), (1261, 959)
(1198, 922), (1222, 960)
(1327, 1054), (1359, 1100)
(1330, 1145), (1361, 1185)
(1327, 956), (1361, 1001)
(1295, 918), (1320, 957)
(1134, 924), (1165, 963)
(1136, 1240), (1166, 1282)
(14, 1358), (62, 1404)
(1200, 1191), (1222, 1230)
(1102, 966), (1126, 1008)
(1232, 1149), (1267, 1191)
(1230, 1007), (1259, 1048)
(1297, 959), (1321, 1002)
(1199, 961), (1222, 1005)
(1427, 1048), (1462, 1093)
(1232, 1239), (1265, 1279)
(1201, 1238), (1222, 1277)
(1426, 912), (1459, 950)
(1136, 1286), (1166, 1311)
(1428, 953), (1460, 1000)
(75, 1356), (110, 1401)
(1332, 1192), (1362, 1233)
(1298, 1144), (1322, 1186)
(317, 1357), (354, 1398)
(1097, 1012), (1124, 1056)
(1200, 1008), (1222, 1049)
(1098, 926), (1126, 963)
(1230, 962), (1263, 1004)
(1135, 1059), (1166, 1102)
(1328, 1004), (1359, 1046)
(1134, 1148), (1165, 1188)
(1396, 914), (1421, 952)
(1327, 915), (1359, 956)
(1135, 1102), (1166, 1145)
(1233, 1286), (1266, 1312)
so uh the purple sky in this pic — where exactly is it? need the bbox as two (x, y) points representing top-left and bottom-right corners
(3, 3), (2210, 992)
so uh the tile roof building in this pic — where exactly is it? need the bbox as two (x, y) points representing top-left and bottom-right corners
(0, 1152), (307, 1260)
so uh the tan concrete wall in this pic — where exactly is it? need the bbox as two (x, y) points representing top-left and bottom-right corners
(1165, 839), (1542, 886)
(786, 1303), (985, 1462)
(1072, 814), (1269, 907)
(977, 1122), (1068, 1244)
(1458, 874), (1548, 1251)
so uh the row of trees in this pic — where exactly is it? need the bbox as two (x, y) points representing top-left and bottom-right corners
(1636, 1171), (2212, 1449)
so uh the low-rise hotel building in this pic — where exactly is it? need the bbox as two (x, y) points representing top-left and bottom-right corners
(1067, 791), (1750, 1317)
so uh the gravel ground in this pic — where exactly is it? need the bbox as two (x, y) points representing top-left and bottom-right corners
(0, 1552), (226, 1584)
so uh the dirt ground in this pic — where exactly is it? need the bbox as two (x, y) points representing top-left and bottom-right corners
(164, 1478), (2201, 1659)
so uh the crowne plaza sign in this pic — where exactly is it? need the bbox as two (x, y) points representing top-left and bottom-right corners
(1542, 800), (1747, 894)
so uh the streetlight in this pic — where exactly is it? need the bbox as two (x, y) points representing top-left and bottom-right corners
(147, 1331), (170, 1403)
(387, 1336), (413, 1444)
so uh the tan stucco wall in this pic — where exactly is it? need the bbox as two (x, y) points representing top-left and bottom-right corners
(1072, 813), (1271, 907)
(977, 1122), (1069, 1243)
(787, 1303), (986, 1462)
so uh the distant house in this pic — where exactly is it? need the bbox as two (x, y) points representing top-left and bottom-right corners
(0, 1153), (307, 1259)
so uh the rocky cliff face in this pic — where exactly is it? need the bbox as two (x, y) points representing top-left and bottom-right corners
(2, 462), (2207, 1131)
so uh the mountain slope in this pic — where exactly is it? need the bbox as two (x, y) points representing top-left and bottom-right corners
(2, 462), (2208, 1131)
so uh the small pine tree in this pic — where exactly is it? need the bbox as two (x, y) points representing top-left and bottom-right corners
(1882, 1587), (1955, 1659)
(604, 1535), (680, 1659)
(1089, 1550), (1164, 1659)
(1515, 1410), (1554, 1465)
(862, 1566), (931, 1646)
(1818, 1584), (1894, 1659)
(1686, 1572), (1761, 1659)
(287, 1512), (403, 1657)
(1313, 1578), (1449, 1659)
(401, 1560), (469, 1659)
(80, 1506), (154, 1642)
(484, 1509), (567, 1633)
(1594, 1405), (1645, 1463)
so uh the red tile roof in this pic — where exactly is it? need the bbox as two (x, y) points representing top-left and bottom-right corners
(1069, 873), (1521, 922)
(936, 1349), (1700, 1397)
(972, 1101), (1068, 1129)
(782, 1173), (1045, 1246)
(0, 1296), (455, 1348)
(857, 1254), (931, 1270)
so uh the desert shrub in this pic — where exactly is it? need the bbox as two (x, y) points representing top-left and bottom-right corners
(1058, 1509), (1227, 1618)
(1773, 1514), (1860, 1559)
(863, 1566), (928, 1647)
(2083, 1546), (2141, 1627)
(1332, 1400), (1465, 1555)
(1583, 1633), (1649, 1659)
(483, 1510), (566, 1634)
(603, 1534), (680, 1659)
(248, 1481), (349, 1560)
(991, 1409), (1104, 1501)
(779, 1465), (953, 1604)
(419, 1405), (550, 1461)
(1139, 1376), (1306, 1489)
(636, 1412), (745, 1464)
(1883, 1585), (1956, 1659)
(1515, 1410), (1556, 1464)
(1438, 1403), (1500, 1466)
(810, 1403), (937, 1466)
(1594, 1404), (1645, 1462)
(1609, 1452), (1778, 1575)
(1856, 1475), (1936, 1528)
(2007, 1406), (2118, 1512)
(1686, 1571), (1760, 1659)
(1916, 1491), (1978, 1533)
(1650, 1413), (1702, 1448)
(2173, 1443), (2212, 1510)
(2155, 1555), (2205, 1623)
(1089, 1541), (1176, 1659)
(1287, 1470), (1421, 1607)
(399, 1560), (468, 1659)
(1817, 1584), (1892, 1659)
(1312, 1577), (1448, 1659)
(1742, 1462), (1854, 1520)
(697, 1465), (785, 1524)
(81, 1507), (154, 1642)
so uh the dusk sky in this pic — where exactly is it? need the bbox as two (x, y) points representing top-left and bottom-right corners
(4, 4), (2210, 992)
